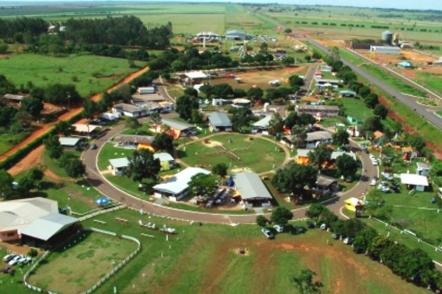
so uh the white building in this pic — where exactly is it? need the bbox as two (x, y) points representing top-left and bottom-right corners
(400, 173), (429, 192)
(370, 46), (401, 55)
(153, 167), (211, 201)
(108, 157), (130, 176)
(59, 137), (81, 148)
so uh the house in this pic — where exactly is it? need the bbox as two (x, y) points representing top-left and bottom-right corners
(0, 197), (78, 243)
(305, 131), (333, 148)
(416, 162), (431, 177)
(315, 175), (338, 195)
(344, 197), (365, 212)
(370, 46), (401, 55)
(101, 112), (121, 121)
(296, 105), (340, 119)
(225, 30), (250, 41)
(400, 173), (429, 192)
(315, 78), (343, 89)
(73, 123), (102, 138)
(158, 118), (197, 139)
(232, 98), (251, 108)
(181, 71), (209, 85)
(208, 112), (232, 132)
(59, 137), (81, 148)
(331, 151), (357, 161)
(233, 172), (273, 207)
(339, 90), (357, 97)
(295, 149), (311, 165)
(252, 115), (272, 134)
(3, 93), (27, 106)
(153, 167), (211, 200)
(194, 32), (221, 42)
(112, 103), (148, 118)
(132, 93), (166, 104)
(108, 157), (130, 176)
(113, 135), (155, 150)
(137, 86), (155, 95)
(154, 152), (175, 170)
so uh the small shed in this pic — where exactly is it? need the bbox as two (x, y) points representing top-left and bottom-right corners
(400, 173), (429, 192)
(154, 152), (175, 170)
(109, 157), (130, 176)
(208, 112), (232, 132)
(59, 137), (81, 148)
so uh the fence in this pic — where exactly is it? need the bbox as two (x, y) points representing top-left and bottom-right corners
(22, 226), (141, 294)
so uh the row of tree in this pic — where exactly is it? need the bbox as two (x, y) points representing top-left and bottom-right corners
(306, 204), (442, 291)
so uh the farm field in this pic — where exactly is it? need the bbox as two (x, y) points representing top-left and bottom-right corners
(179, 133), (287, 174)
(209, 66), (309, 90)
(77, 209), (428, 294)
(0, 53), (143, 97)
(29, 232), (137, 294)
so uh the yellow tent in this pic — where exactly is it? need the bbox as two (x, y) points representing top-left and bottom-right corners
(344, 197), (364, 212)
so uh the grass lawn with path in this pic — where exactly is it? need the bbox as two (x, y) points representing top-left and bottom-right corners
(179, 133), (286, 174)
(97, 143), (134, 171)
(341, 97), (373, 121)
(29, 232), (137, 294)
(76, 208), (428, 294)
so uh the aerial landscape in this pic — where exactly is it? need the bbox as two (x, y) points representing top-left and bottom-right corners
(0, 0), (441, 293)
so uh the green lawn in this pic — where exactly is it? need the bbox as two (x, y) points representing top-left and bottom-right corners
(367, 188), (442, 245)
(0, 247), (34, 294)
(341, 97), (373, 121)
(97, 143), (134, 171)
(29, 232), (137, 293)
(0, 131), (31, 156)
(76, 208), (427, 294)
(44, 180), (101, 214)
(0, 53), (143, 97)
(179, 134), (286, 173)
(416, 72), (442, 96)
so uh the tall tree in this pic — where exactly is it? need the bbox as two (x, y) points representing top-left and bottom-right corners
(336, 154), (359, 180)
(176, 95), (199, 121)
(0, 170), (15, 200)
(292, 269), (322, 294)
(272, 163), (318, 201)
(212, 163), (228, 177)
(291, 125), (307, 148)
(127, 149), (160, 182)
(44, 135), (63, 159)
(271, 207), (293, 225)
(308, 144), (332, 170)
(153, 133), (175, 154)
(332, 129), (349, 146)
(21, 97), (43, 118)
(187, 174), (218, 199)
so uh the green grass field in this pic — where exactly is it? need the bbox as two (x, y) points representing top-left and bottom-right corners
(416, 72), (442, 96)
(0, 131), (31, 157)
(97, 143), (134, 171)
(0, 53), (142, 97)
(341, 98), (373, 121)
(179, 134), (286, 173)
(75, 208), (427, 294)
(29, 232), (137, 293)
(367, 188), (442, 245)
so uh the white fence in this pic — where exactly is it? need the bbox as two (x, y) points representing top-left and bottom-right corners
(22, 226), (141, 294)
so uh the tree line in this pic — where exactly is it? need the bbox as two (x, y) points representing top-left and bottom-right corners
(306, 204), (442, 291)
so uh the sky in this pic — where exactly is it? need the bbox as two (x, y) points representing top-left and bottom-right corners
(3, 0), (442, 11)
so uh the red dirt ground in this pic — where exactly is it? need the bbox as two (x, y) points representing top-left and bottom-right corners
(1, 66), (149, 167)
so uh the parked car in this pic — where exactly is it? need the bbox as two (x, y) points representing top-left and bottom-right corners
(90, 143), (98, 150)
(8, 255), (21, 266)
(343, 237), (353, 245)
(3, 254), (15, 262)
(261, 228), (274, 239)
(370, 177), (377, 186)
(291, 225), (307, 235)
(320, 223), (327, 230)
(273, 224), (284, 233)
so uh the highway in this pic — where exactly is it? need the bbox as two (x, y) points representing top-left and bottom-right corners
(307, 38), (442, 129)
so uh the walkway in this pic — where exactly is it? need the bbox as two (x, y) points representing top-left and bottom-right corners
(82, 121), (377, 224)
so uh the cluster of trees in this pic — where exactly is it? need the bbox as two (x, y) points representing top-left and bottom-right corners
(0, 168), (44, 200)
(199, 83), (245, 99)
(126, 149), (160, 191)
(44, 135), (85, 178)
(0, 16), (172, 56)
(175, 89), (202, 123)
(307, 204), (442, 291)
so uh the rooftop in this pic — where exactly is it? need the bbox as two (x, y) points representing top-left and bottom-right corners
(234, 172), (272, 200)
(208, 112), (232, 127)
(154, 167), (210, 195)
(331, 151), (357, 161)
(162, 118), (194, 131)
(73, 123), (100, 134)
(114, 134), (154, 145)
(109, 157), (130, 169)
(20, 213), (77, 241)
(59, 137), (81, 147)
(400, 173), (429, 187)
(306, 131), (332, 142)
(184, 71), (208, 80)
(253, 115), (272, 129)
(154, 152), (174, 162)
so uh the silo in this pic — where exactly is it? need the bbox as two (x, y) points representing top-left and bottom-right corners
(382, 30), (393, 45)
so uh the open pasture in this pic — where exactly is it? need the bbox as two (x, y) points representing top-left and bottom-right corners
(78, 209), (428, 294)
(209, 66), (308, 90)
(0, 53), (142, 97)
(179, 133), (286, 174)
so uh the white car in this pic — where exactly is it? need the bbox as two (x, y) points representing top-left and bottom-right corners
(17, 256), (27, 265)
(8, 255), (21, 266)
(3, 254), (15, 262)
(273, 224), (284, 233)
(370, 178), (377, 186)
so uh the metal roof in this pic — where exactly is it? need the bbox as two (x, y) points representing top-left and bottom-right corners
(253, 115), (272, 128)
(184, 71), (208, 79)
(162, 118), (194, 131)
(316, 175), (337, 187)
(331, 151), (357, 160)
(306, 131), (332, 142)
(154, 167), (210, 195)
(109, 157), (130, 169)
(59, 137), (80, 147)
(154, 152), (174, 162)
(20, 213), (78, 241)
(208, 112), (232, 127)
(234, 172), (272, 200)
(400, 173), (429, 186)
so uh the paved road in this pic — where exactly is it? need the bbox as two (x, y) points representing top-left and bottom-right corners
(307, 38), (442, 129)
(82, 120), (376, 224)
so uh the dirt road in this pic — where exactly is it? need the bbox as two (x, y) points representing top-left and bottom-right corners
(1, 66), (149, 165)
